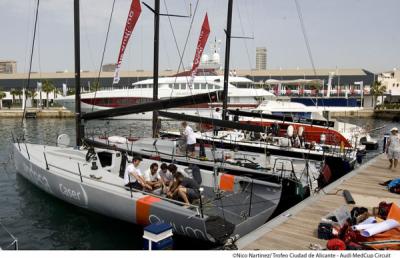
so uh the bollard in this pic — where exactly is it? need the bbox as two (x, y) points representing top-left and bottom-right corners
(143, 223), (173, 250)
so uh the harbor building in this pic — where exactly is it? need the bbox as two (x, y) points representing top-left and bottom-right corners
(0, 68), (375, 91)
(255, 47), (267, 70)
(0, 60), (17, 74)
(378, 68), (400, 103)
(0, 68), (377, 107)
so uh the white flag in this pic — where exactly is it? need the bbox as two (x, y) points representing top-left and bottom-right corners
(113, 67), (120, 84)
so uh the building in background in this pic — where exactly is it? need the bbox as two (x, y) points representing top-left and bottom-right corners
(378, 68), (400, 103)
(0, 60), (17, 74)
(256, 47), (267, 70)
(102, 63), (116, 72)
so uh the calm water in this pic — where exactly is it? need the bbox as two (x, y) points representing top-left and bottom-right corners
(0, 116), (395, 250)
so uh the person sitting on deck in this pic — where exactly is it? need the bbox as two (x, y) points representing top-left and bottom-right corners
(271, 122), (280, 137)
(124, 155), (152, 191)
(158, 163), (173, 189)
(167, 164), (189, 178)
(166, 172), (200, 207)
(143, 163), (162, 190)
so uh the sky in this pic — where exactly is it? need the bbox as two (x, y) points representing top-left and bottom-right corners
(0, 0), (399, 74)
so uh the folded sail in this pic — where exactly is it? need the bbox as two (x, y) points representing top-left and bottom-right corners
(188, 13), (210, 88)
(113, 0), (142, 84)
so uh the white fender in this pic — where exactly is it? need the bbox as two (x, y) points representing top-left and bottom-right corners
(57, 134), (71, 147)
(287, 125), (294, 137)
(298, 126), (304, 137)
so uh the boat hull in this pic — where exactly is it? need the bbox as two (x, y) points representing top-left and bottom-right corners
(12, 143), (281, 244)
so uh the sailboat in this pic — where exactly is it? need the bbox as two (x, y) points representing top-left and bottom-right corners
(12, 0), (282, 244)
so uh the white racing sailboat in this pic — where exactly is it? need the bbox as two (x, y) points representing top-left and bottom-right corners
(12, 0), (283, 244)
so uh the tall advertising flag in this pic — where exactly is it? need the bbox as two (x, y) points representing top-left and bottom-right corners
(113, 0), (142, 84)
(188, 13), (210, 89)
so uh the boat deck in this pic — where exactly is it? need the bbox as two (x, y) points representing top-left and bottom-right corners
(237, 154), (400, 250)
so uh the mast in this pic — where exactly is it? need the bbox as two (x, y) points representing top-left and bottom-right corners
(74, 0), (82, 146)
(152, 0), (160, 138)
(222, 0), (233, 121)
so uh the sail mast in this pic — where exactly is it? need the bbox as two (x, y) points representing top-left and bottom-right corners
(152, 0), (160, 138)
(74, 0), (82, 146)
(222, 0), (233, 121)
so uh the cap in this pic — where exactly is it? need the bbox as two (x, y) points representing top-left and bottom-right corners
(391, 127), (398, 132)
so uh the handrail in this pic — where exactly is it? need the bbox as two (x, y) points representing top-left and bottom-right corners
(24, 142), (30, 160)
(43, 152), (49, 170)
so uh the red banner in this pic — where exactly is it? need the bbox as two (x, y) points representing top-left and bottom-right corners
(188, 13), (210, 88)
(113, 0), (142, 84)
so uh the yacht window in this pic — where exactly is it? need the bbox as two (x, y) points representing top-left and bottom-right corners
(180, 84), (186, 90)
(174, 83), (179, 89)
(207, 85), (214, 90)
(201, 84), (206, 90)
(215, 85), (221, 89)
(194, 83), (200, 89)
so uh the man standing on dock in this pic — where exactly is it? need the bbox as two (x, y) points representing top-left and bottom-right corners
(181, 121), (196, 157)
(386, 127), (400, 170)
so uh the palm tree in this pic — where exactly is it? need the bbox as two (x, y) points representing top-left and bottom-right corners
(53, 88), (61, 99)
(0, 91), (6, 109)
(10, 89), (21, 104)
(14, 89), (23, 104)
(370, 81), (387, 108)
(42, 80), (55, 109)
(90, 81), (100, 92)
(67, 88), (75, 96)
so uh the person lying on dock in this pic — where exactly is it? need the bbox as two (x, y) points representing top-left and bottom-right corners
(124, 155), (152, 191)
(143, 163), (162, 190)
(166, 172), (200, 207)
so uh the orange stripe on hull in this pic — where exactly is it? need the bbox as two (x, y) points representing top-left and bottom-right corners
(136, 195), (161, 225)
(219, 174), (235, 192)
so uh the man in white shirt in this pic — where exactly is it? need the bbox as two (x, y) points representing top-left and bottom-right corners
(158, 163), (173, 187)
(212, 108), (222, 136)
(143, 163), (161, 189)
(182, 121), (197, 157)
(124, 156), (152, 191)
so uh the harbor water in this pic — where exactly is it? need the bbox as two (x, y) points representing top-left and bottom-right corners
(0, 117), (395, 249)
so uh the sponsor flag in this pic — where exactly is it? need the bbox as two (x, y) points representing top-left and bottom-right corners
(113, 0), (142, 84)
(188, 13), (210, 89)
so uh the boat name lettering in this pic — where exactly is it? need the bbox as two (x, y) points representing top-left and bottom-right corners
(59, 184), (81, 200)
(26, 164), (52, 193)
(148, 214), (206, 240)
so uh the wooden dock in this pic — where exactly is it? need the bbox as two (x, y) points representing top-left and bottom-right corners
(237, 154), (400, 250)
